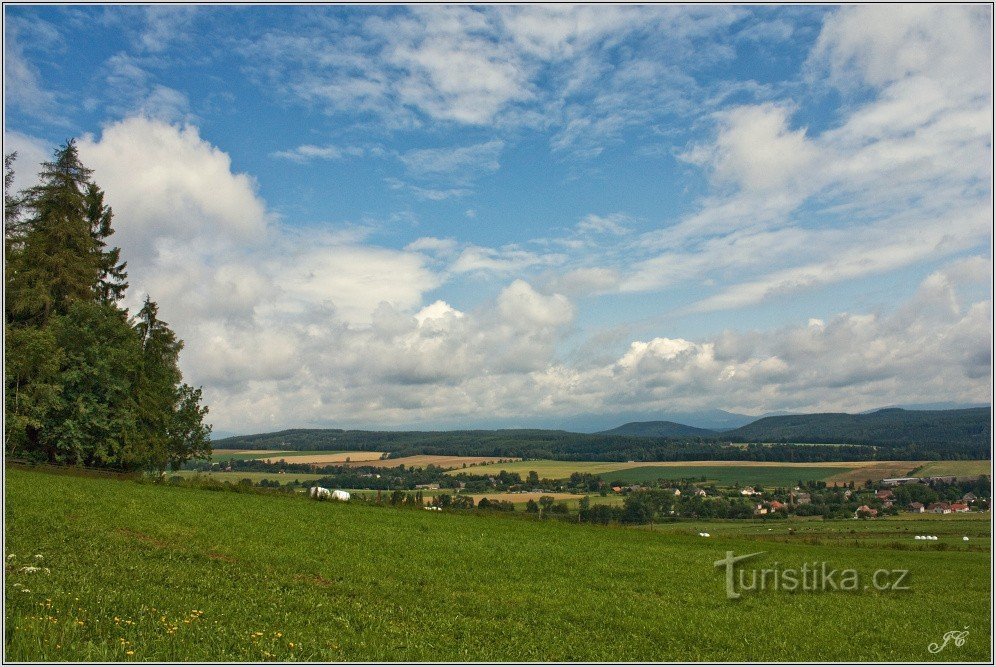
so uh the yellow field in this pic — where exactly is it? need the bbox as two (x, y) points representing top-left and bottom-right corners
(458, 491), (582, 505)
(346, 455), (520, 470)
(211, 449), (282, 456)
(259, 451), (385, 464)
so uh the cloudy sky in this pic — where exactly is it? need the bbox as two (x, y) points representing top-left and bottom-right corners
(4, 4), (992, 433)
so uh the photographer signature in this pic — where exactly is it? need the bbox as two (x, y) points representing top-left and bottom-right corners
(928, 627), (969, 654)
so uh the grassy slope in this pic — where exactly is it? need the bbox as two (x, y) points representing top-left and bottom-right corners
(4, 469), (991, 662)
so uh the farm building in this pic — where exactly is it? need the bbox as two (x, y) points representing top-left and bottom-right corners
(855, 505), (878, 518)
(880, 477), (921, 487)
(907, 502), (925, 513)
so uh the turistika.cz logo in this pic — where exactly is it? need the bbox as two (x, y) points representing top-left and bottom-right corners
(714, 551), (911, 600)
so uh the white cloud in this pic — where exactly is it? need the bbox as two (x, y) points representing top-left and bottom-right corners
(271, 144), (368, 163)
(399, 139), (504, 180)
(576, 213), (630, 236)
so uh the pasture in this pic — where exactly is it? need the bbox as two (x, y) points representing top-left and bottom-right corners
(4, 468), (991, 661)
(914, 460), (992, 478)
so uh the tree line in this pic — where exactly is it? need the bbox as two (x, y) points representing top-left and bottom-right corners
(5, 143), (210, 473)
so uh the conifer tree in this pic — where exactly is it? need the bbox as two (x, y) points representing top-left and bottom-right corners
(4, 142), (210, 471)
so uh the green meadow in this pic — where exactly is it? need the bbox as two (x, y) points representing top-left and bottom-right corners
(4, 468), (991, 662)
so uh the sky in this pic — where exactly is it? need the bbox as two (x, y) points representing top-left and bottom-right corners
(3, 4), (993, 434)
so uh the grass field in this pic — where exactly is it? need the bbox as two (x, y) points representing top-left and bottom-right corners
(915, 460), (992, 478)
(4, 468), (991, 661)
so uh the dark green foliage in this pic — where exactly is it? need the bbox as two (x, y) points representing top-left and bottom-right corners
(725, 408), (992, 455)
(598, 420), (716, 437)
(4, 144), (210, 472)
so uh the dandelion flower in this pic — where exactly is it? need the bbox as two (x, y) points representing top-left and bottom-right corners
(126, 650), (134, 656)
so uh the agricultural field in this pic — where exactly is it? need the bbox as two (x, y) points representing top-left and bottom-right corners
(5, 468), (991, 661)
(256, 451), (385, 464)
(914, 460), (992, 478)
(458, 492), (581, 506)
(345, 455), (519, 470)
(452, 459), (990, 486)
(208, 449), (290, 462)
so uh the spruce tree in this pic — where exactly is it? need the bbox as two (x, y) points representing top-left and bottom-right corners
(4, 142), (210, 471)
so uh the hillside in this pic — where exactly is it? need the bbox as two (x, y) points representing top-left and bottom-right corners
(213, 406), (993, 462)
(726, 407), (992, 450)
(597, 420), (715, 437)
(5, 468), (991, 661)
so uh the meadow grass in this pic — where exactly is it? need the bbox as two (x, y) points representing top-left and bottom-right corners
(4, 468), (991, 662)
(915, 460), (992, 478)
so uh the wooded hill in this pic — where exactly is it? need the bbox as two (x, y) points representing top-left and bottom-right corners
(214, 407), (991, 462)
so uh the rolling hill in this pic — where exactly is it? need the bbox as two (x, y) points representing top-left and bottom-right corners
(597, 420), (716, 437)
(725, 407), (991, 447)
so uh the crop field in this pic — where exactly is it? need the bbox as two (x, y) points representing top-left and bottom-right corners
(451, 459), (990, 485)
(459, 492), (581, 505)
(256, 451), (385, 464)
(345, 455), (519, 470)
(5, 468), (991, 661)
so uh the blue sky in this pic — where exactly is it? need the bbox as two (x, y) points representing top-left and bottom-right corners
(4, 4), (992, 433)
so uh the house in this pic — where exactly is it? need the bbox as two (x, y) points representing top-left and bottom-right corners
(950, 502), (970, 513)
(927, 502), (951, 514)
(753, 503), (768, 516)
(611, 486), (622, 493)
(875, 489), (894, 500)
(855, 505), (878, 518)
(907, 502), (925, 513)
(791, 491), (811, 505)
(670, 488), (681, 497)
(962, 493), (978, 503)
(415, 483), (440, 490)
(843, 489), (853, 499)
(694, 489), (707, 497)
(769, 500), (786, 512)
(740, 487), (759, 496)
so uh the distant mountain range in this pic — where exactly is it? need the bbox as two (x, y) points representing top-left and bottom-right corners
(213, 406), (991, 462)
